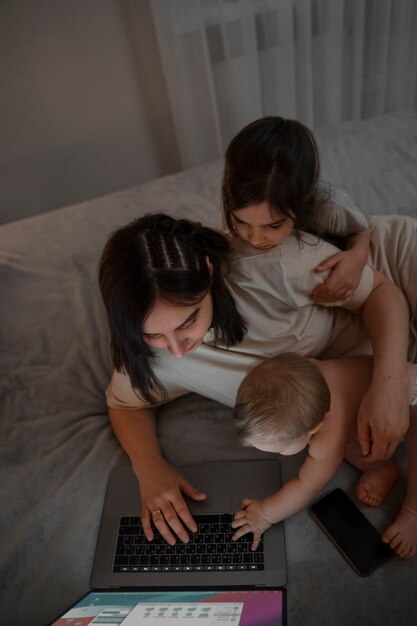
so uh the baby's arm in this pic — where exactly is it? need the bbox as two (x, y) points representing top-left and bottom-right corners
(232, 434), (344, 550)
(312, 229), (370, 303)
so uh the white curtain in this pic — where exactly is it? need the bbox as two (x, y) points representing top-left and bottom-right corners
(148, 0), (417, 170)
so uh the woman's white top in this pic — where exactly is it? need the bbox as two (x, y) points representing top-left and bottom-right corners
(106, 214), (417, 410)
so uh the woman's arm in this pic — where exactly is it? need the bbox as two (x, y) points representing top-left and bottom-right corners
(314, 258), (410, 462)
(355, 270), (410, 461)
(109, 406), (206, 544)
(313, 259), (409, 461)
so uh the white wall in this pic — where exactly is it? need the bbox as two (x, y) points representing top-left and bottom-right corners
(0, 0), (179, 223)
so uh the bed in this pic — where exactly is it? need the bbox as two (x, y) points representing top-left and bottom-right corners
(1, 109), (417, 626)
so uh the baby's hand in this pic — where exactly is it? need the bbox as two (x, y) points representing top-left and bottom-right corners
(231, 498), (272, 550)
(312, 249), (364, 303)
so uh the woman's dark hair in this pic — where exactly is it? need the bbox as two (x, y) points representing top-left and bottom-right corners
(222, 116), (322, 235)
(99, 213), (246, 404)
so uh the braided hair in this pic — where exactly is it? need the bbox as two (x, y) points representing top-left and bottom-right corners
(222, 116), (323, 237)
(99, 213), (247, 403)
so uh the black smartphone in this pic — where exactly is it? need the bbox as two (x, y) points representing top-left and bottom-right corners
(310, 488), (393, 576)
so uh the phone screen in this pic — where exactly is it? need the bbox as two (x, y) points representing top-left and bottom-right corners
(310, 488), (393, 576)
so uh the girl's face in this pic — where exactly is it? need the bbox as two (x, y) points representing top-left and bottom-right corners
(142, 292), (213, 358)
(230, 202), (294, 250)
(255, 432), (312, 456)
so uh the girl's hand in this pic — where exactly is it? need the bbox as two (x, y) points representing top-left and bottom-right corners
(136, 458), (206, 545)
(231, 498), (272, 550)
(312, 249), (365, 303)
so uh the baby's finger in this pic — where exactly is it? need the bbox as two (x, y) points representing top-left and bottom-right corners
(251, 533), (261, 551)
(234, 510), (247, 521)
(231, 516), (247, 529)
(241, 498), (253, 509)
(232, 525), (251, 541)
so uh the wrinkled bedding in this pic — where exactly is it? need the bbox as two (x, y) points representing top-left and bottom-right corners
(1, 110), (417, 626)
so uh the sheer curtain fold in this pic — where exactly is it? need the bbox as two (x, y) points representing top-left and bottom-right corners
(148, 0), (417, 170)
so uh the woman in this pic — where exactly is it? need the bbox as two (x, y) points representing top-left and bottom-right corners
(99, 212), (417, 545)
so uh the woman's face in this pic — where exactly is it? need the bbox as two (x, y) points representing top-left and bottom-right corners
(230, 201), (294, 249)
(142, 292), (213, 358)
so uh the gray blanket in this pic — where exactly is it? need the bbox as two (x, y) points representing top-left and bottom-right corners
(1, 110), (417, 626)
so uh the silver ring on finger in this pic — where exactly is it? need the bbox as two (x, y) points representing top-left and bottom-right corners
(152, 509), (162, 517)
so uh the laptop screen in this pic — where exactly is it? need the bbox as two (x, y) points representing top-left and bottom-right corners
(51, 589), (286, 625)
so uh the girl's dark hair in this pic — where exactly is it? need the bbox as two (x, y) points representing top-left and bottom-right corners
(222, 116), (321, 235)
(99, 213), (247, 404)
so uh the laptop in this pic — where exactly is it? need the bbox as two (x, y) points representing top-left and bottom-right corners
(49, 460), (287, 625)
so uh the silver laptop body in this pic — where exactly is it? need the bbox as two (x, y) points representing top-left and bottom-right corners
(92, 460), (286, 588)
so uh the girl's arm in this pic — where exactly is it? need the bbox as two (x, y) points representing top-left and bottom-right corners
(313, 229), (370, 302)
(109, 406), (206, 544)
(310, 183), (370, 302)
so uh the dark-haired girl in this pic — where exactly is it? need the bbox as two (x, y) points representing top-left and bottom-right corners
(99, 212), (417, 545)
(222, 116), (370, 303)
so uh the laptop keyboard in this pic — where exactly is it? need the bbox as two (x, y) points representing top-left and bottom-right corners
(113, 513), (264, 573)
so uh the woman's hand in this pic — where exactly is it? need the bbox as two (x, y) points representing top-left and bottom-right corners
(357, 368), (409, 461)
(136, 457), (207, 545)
(108, 407), (206, 545)
(231, 498), (272, 551)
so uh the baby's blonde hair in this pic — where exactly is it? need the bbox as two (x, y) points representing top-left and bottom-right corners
(234, 353), (331, 446)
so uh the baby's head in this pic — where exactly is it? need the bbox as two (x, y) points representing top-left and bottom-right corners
(234, 353), (330, 455)
(222, 116), (320, 250)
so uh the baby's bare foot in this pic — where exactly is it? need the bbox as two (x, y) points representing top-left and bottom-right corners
(382, 507), (417, 559)
(356, 460), (401, 507)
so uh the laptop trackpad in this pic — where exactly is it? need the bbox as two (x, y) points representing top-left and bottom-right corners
(182, 464), (233, 514)
(181, 461), (280, 514)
